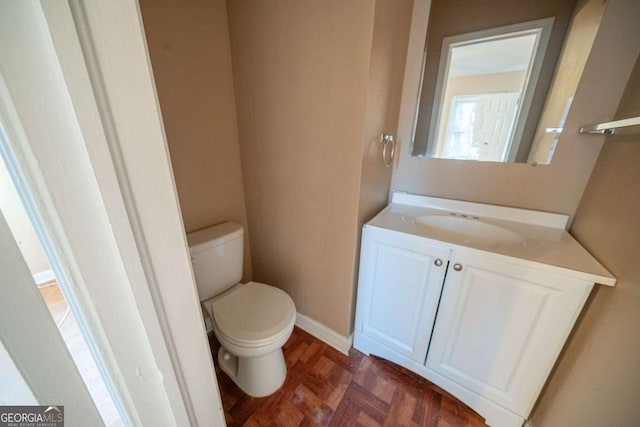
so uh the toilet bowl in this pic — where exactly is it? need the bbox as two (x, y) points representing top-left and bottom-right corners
(188, 222), (296, 397)
(203, 281), (295, 397)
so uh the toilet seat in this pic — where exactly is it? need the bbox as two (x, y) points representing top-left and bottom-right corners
(212, 281), (296, 348)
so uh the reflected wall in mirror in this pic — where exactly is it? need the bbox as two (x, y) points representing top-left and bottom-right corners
(410, 0), (606, 164)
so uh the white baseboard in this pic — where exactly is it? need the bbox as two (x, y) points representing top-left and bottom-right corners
(295, 312), (353, 356)
(33, 269), (55, 286)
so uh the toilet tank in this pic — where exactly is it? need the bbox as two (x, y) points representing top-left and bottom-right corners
(187, 222), (244, 301)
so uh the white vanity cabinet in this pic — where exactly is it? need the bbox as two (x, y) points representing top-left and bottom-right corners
(355, 226), (449, 364)
(424, 249), (593, 426)
(353, 193), (616, 427)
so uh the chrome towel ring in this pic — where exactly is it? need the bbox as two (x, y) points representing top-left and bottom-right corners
(380, 134), (395, 168)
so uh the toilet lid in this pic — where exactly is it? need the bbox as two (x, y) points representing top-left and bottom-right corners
(212, 282), (296, 345)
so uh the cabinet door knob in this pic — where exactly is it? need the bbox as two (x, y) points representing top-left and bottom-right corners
(453, 263), (463, 271)
(434, 259), (443, 267)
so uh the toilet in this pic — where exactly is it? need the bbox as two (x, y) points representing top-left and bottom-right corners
(187, 222), (296, 397)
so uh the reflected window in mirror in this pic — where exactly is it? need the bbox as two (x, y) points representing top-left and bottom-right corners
(410, 0), (606, 165)
(442, 96), (478, 159)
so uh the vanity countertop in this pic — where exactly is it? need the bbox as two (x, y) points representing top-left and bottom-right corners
(366, 193), (615, 286)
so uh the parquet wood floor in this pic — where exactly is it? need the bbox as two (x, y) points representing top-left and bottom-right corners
(210, 327), (488, 427)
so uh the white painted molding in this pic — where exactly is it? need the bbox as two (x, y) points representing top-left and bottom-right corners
(295, 312), (353, 356)
(33, 269), (55, 286)
(47, 1), (226, 425)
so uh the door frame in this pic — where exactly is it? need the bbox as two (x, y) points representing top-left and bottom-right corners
(0, 1), (225, 425)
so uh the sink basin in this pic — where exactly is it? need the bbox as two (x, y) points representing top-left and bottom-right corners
(411, 215), (524, 244)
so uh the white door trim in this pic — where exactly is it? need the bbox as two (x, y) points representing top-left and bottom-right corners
(0, 1), (225, 425)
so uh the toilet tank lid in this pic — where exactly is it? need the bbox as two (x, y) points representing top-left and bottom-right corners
(187, 222), (243, 253)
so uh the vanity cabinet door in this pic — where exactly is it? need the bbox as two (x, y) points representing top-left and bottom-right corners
(355, 226), (449, 364)
(425, 249), (593, 420)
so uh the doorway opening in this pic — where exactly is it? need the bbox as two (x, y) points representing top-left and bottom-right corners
(0, 125), (125, 427)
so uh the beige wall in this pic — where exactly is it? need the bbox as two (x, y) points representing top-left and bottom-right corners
(392, 0), (640, 221)
(530, 0), (606, 163)
(354, 0), (414, 322)
(532, 54), (640, 426)
(142, 0), (412, 336)
(139, 0), (252, 280)
(357, 0), (414, 226)
(445, 71), (527, 98)
(227, 0), (377, 336)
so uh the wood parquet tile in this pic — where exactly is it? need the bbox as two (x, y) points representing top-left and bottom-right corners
(210, 327), (488, 427)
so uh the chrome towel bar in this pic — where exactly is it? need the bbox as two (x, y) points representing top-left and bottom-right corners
(579, 116), (640, 135)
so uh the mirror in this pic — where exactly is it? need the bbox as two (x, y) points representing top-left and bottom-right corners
(426, 18), (553, 162)
(410, 0), (606, 164)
